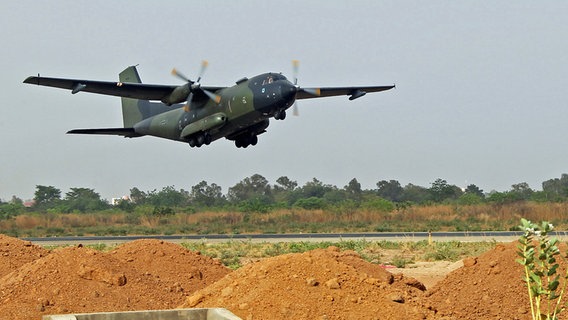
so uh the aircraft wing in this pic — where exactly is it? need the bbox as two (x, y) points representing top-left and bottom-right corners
(296, 85), (395, 100)
(67, 128), (142, 138)
(23, 76), (225, 101)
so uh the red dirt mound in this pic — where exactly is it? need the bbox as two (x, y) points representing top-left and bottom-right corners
(181, 246), (435, 320)
(111, 239), (230, 294)
(425, 241), (565, 319)
(0, 233), (553, 320)
(0, 239), (230, 320)
(0, 234), (48, 277)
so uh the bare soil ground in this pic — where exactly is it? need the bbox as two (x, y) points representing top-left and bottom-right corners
(0, 234), (543, 319)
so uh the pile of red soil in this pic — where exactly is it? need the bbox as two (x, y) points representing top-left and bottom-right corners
(0, 234), (48, 277)
(0, 239), (230, 320)
(425, 241), (565, 320)
(0, 234), (553, 320)
(181, 246), (435, 319)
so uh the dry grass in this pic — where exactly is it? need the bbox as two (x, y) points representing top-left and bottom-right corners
(4, 202), (568, 237)
(175, 211), (244, 225)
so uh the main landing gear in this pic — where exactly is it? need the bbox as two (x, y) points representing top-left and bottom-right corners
(234, 134), (258, 148)
(188, 132), (212, 148)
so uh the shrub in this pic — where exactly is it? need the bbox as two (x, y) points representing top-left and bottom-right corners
(294, 197), (325, 210)
(517, 218), (568, 320)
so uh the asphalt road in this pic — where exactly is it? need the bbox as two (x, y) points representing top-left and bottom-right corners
(24, 231), (568, 246)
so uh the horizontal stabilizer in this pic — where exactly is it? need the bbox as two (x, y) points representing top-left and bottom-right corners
(67, 128), (142, 138)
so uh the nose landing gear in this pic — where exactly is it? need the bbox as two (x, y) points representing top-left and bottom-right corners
(274, 109), (286, 120)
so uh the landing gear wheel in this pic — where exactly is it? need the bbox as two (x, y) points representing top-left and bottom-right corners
(204, 133), (212, 145)
(275, 110), (286, 120)
(189, 133), (210, 148)
(234, 133), (258, 148)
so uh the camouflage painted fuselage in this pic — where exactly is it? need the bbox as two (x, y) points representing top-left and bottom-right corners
(132, 73), (296, 147)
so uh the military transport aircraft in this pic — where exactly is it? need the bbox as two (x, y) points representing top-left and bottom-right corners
(23, 61), (394, 148)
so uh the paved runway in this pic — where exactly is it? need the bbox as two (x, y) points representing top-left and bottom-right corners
(24, 231), (568, 246)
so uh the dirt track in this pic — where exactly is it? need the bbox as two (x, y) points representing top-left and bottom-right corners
(0, 234), (541, 319)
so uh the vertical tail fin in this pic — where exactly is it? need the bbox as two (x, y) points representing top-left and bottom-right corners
(119, 66), (145, 127)
(118, 66), (180, 127)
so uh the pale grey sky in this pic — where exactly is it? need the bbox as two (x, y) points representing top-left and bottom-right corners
(1, 1), (567, 201)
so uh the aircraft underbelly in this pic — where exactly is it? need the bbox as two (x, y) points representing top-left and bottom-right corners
(133, 110), (182, 141)
(214, 111), (269, 140)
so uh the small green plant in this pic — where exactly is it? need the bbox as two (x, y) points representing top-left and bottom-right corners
(391, 255), (414, 268)
(517, 218), (568, 320)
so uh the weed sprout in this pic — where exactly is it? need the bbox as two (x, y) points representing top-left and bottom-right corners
(517, 218), (568, 320)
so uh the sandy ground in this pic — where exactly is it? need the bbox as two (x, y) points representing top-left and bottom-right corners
(0, 234), (552, 319)
(391, 260), (464, 290)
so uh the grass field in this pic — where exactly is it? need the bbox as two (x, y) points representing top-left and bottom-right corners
(62, 239), (497, 270)
(2, 201), (568, 238)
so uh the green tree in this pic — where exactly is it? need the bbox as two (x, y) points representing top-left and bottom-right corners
(228, 174), (272, 203)
(429, 178), (463, 203)
(464, 184), (484, 198)
(376, 180), (404, 202)
(344, 178), (362, 201)
(274, 176), (298, 192)
(146, 186), (190, 207)
(273, 176), (298, 204)
(190, 181), (225, 207)
(323, 189), (348, 205)
(115, 198), (135, 212)
(510, 182), (534, 201)
(0, 196), (25, 219)
(486, 190), (521, 204)
(129, 187), (148, 204)
(542, 174), (568, 200)
(63, 187), (109, 212)
(10, 196), (23, 205)
(33, 185), (61, 210)
(400, 183), (431, 204)
(361, 195), (395, 212)
(300, 178), (335, 198)
(457, 193), (483, 205)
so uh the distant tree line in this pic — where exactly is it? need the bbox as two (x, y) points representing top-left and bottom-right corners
(2, 173), (568, 219)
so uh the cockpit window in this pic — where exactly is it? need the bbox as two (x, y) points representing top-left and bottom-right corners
(253, 73), (287, 86)
(272, 74), (286, 81)
(262, 76), (274, 85)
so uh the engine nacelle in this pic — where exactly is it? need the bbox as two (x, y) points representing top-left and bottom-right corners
(161, 84), (190, 105)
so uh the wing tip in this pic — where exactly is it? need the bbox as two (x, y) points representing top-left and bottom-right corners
(23, 76), (39, 84)
(67, 128), (142, 138)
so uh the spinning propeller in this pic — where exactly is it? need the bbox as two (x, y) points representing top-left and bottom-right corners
(291, 60), (320, 116)
(171, 60), (221, 112)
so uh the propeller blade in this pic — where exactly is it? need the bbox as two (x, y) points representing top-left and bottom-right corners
(203, 88), (222, 104)
(292, 60), (299, 85)
(292, 60), (302, 116)
(171, 68), (191, 83)
(293, 102), (299, 116)
(302, 87), (321, 96)
(196, 60), (208, 83)
(173, 60), (217, 112)
(183, 92), (194, 112)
